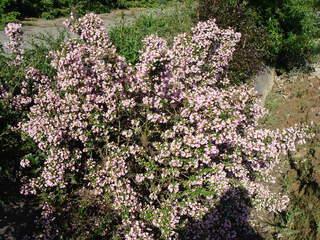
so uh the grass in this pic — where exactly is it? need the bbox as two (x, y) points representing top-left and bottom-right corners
(108, 0), (198, 64)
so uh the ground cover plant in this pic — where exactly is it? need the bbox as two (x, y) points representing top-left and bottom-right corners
(0, 13), (314, 240)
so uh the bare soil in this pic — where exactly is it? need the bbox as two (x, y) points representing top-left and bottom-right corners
(262, 72), (320, 129)
(256, 63), (320, 240)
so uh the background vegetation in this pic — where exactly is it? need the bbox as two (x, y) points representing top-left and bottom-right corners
(0, 0), (173, 28)
(109, 1), (197, 64)
(246, 0), (320, 72)
(198, 0), (320, 80)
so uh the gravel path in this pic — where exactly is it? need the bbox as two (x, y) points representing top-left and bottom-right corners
(0, 8), (145, 49)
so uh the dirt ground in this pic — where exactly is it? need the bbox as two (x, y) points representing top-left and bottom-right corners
(256, 63), (320, 240)
(262, 72), (320, 129)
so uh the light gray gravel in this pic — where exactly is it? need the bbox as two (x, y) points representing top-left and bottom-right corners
(253, 67), (276, 104)
(0, 8), (145, 49)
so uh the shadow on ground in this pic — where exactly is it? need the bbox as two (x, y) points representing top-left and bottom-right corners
(0, 176), (40, 240)
(179, 187), (263, 240)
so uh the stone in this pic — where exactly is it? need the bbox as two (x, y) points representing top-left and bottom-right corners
(253, 67), (276, 104)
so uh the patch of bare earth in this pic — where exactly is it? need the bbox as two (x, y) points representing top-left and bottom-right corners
(253, 66), (320, 239)
(0, 8), (147, 48)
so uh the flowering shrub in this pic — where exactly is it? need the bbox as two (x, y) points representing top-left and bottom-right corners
(4, 14), (312, 239)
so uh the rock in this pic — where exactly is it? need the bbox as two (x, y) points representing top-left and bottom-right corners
(253, 67), (276, 104)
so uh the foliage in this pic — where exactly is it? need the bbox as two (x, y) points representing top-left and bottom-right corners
(0, 12), (21, 29)
(197, 0), (270, 84)
(198, 0), (320, 74)
(0, 0), (177, 26)
(125, 0), (173, 8)
(0, 0), (20, 27)
(247, 0), (320, 71)
(109, 2), (197, 64)
(1, 14), (313, 239)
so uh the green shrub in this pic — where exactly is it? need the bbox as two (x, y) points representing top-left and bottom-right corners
(0, 0), (150, 24)
(70, 0), (114, 15)
(0, 0), (14, 15)
(41, 8), (64, 19)
(109, 1), (197, 64)
(0, 12), (20, 28)
(197, 0), (270, 84)
(247, 0), (320, 71)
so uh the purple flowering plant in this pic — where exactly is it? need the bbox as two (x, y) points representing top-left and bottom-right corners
(2, 13), (313, 239)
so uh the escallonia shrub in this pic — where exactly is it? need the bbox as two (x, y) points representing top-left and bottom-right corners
(3, 13), (313, 239)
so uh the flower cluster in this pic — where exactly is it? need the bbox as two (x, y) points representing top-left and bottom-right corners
(4, 23), (24, 65)
(0, 84), (9, 99)
(14, 14), (312, 239)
